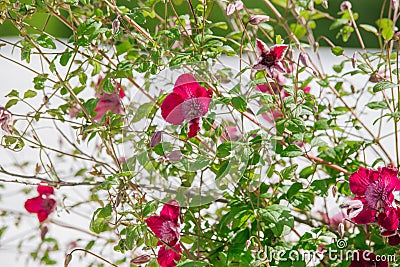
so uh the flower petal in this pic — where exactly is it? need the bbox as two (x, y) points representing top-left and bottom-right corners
(173, 74), (199, 98)
(161, 93), (185, 125)
(270, 44), (289, 61)
(349, 167), (373, 196)
(256, 39), (269, 56)
(352, 206), (376, 224)
(157, 244), (182, 267)
(378, 208), (399, 232)
(160, 200), (180, 223)
(37, 185), (54, 196)
(379, 166), (400, 191)
(389, 234), (400, 246)
(37, 210), (50, 222)
(24, 196), (44, 213)
(145, 216), (166, 240)
(188, 118), (200, 138)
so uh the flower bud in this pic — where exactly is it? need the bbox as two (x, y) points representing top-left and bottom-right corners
(249, 15), (270, 25)
(40, 225), (48, 240)
(0, 106), (12, 134)
(112, 17), (120, 35)
(331, 185), (338, 198)
(165, 150), (183, 162)
(64, 254), (72, 267)
(321, 0), (328, 9)
(393, 31), (400, 40)
(351, 52), (357, 68)
(150, 131), (162, 148)
(130, 255), (151, 264)
(340, 1), (352, 11)
(299, 52), (311, 68)
(226, 1), (243, 16)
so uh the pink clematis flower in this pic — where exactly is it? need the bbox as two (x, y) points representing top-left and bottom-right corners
(145, 200), (182, 267)
(24, 185), (56, 223)
(0, 106), (12, 134)
(252, 39), (289, 75)
(349, 250), (388, 267)
(161, 74), (213, 138)
(94, 77), (125, 122)
(348, 166), (400, 230)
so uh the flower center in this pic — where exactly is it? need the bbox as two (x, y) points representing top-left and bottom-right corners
(160, 220), (179, 245)
(364, 181), (390, 210)
(41, 197), (55, 212)
(181, 98), (204, 121)
(260, 53), (275, 67)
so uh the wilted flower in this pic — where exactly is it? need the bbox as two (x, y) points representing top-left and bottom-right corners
(161, 73), (213, 138)
(226, 1), (243, 16)
(164, 150), (184, 162)
(24, 185), (56, 223)
(145, 200), (182, 267)
(112, 17), (120, 35)
(94, 77), (125, 122)
(0, 106), (12, 134)
(252, 39), (289, 75)
(249, 15), (270, 25)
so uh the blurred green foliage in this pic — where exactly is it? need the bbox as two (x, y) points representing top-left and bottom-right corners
(0, 0), (392, 48)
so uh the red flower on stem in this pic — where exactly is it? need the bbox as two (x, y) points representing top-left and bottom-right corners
(161, 74), (213, 138)
(145, 200), (182, 267)
(252, 39), (288, 74)
(24, 185), (56, 223)
(0, 106), (12, 134)
(348, 166), (400, 232)
(94, 77), (125, 121)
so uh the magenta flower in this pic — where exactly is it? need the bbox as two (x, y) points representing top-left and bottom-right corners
(0, 106), (12, 134)
(348, 166), (400, 229)
(145, 200), (181, 267)
(252, 39), (288, 74)
(157, 244), (182, 267)
(161, 74), (213, 138)
(94, 77), (125, 121)
(24, 185), (56, 223)
(349, 250), (388, 267)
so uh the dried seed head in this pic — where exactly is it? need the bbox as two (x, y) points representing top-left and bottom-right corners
(321, 0), (328, 9)
(299, 52), (311, 68)
(351, 52), (357, 68)
(331, 185), (338, 198)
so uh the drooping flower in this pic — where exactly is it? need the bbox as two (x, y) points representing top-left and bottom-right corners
(94, 77), (125, 121)
(348, 166), (400, 229)
(252, 39), (289, 74)
(249, 15), (270, 25)
(0, 106), (12, 134)
(161, 74), (213, 138)
(24, 185), (56, 223)
(349, 250), (388, 267)
(145, 200), (181, 267)
(226, 1), (244, 16)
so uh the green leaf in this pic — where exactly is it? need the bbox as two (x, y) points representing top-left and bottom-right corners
(5, 99), (18, 109)
(280, 144), (303, 157)
(102, 79), (115, 94)
(359, 24), (378, 34)
(299, 166), (316, 178)
(331, 46), (344, 56)
(132, 102), (154, 122)
(382, 27), (394, 40)
(287, 182), (302, 199)
(231, 96), (247, 112)
(373, 81), (398, 92)
(216, 142), (232, 158)
(90, 204), (112, 234)
(176, 260), (208, 267)
(23, 90), (37, 99)
(310, 178), (335, 197)
(258, 205), (294, 237)
(366, 100), (388, 110)
(60, 51), (73, 66)
(285, 119), (305, 133)
(6, 89), (19, 98)
(281, 164), (298, 180)
(36, 35), (56, 49)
